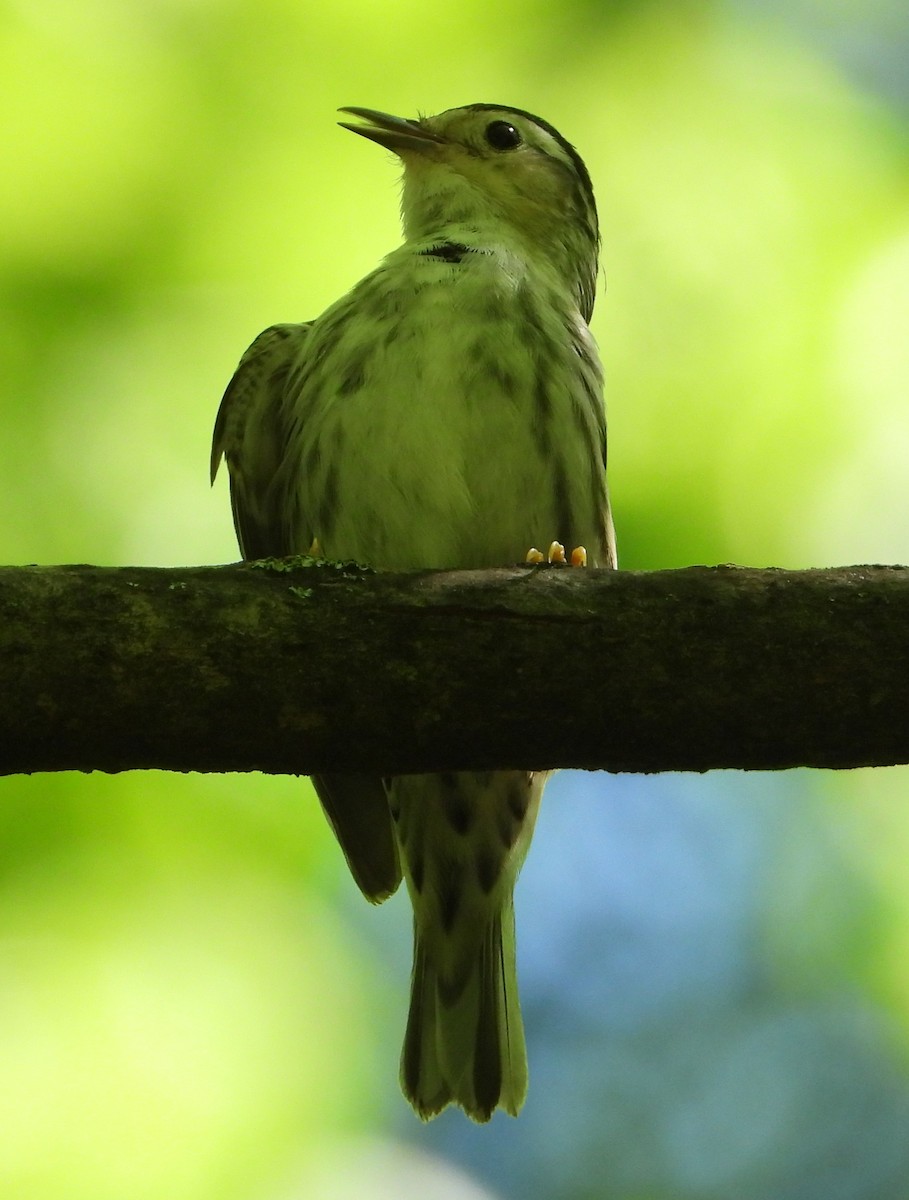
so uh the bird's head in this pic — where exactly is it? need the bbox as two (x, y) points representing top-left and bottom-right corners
(339, 104), (600, 321)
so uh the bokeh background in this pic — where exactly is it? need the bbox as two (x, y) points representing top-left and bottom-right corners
(2, 1), (909, 1197)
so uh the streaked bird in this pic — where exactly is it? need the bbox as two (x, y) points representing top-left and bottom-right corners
(211, 104), (615, 1121)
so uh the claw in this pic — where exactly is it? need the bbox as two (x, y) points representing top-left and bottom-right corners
(527, 542), (586, 567)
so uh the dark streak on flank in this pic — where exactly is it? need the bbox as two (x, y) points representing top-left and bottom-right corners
(339, 351), (368, 396)
(409, 854), (424, 895)
(353, 276), (380, 308)
(507, 780), (530, 821)
(309, 319), (343, 370)
(497, 806), (519, 849)
(476, 848), (501, 894)
(315, 456), (339, 537)
(288, 362), (314, 403)
(472, 354), (512, 398)
(494, 360), (517, 397)
(471, 345), (516, 399)
(302, 436), (321, 481)
(534, 366), (551, 424)
(439, 870), (461, 934)
(515, 282), (545, 338)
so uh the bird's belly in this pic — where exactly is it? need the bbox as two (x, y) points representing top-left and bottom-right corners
(293, 292), (604, 571)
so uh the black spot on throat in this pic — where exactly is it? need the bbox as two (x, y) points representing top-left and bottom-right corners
(420, 242), (470, 263)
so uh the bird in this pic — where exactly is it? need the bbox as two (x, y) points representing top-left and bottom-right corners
(211, 104), (616, 1122)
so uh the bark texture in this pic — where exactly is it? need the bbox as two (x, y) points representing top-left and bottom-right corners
(1, 561), (907, 777)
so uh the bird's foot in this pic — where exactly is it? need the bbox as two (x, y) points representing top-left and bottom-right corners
(525, 541), (588, 567)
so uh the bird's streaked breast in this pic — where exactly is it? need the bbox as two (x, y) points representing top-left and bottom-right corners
(280, 244), (610, 570)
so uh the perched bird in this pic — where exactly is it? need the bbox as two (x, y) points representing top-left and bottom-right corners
(211, 104), (615, 1121)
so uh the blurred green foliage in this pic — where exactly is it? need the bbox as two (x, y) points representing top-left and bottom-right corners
(2, 1), (908, 1197)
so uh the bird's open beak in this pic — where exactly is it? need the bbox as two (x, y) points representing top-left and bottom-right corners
(338, 107), (446, 154)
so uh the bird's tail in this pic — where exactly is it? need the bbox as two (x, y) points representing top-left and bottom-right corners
(400, 894), (527, 1123)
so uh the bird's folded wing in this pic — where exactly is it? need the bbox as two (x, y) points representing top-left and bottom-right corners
(313, 774), (402, 903)
(212, 322), (402, 903)
(211, 322), (311, 559)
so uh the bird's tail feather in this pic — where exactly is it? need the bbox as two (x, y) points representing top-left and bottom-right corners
(401, 896), (527, 1123)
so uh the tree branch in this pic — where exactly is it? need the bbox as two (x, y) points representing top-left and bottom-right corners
(2, 561), (907, 776)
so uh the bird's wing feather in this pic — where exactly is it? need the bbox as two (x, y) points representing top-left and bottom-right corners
(312, 774), (401, 904)
(211, 322), (308, 559)
(212, 321), (402, 904)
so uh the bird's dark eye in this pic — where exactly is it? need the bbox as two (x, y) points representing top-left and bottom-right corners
(484, 120), (522, 151)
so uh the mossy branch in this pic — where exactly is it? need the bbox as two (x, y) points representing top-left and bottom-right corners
(1, 561), (907, 777)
